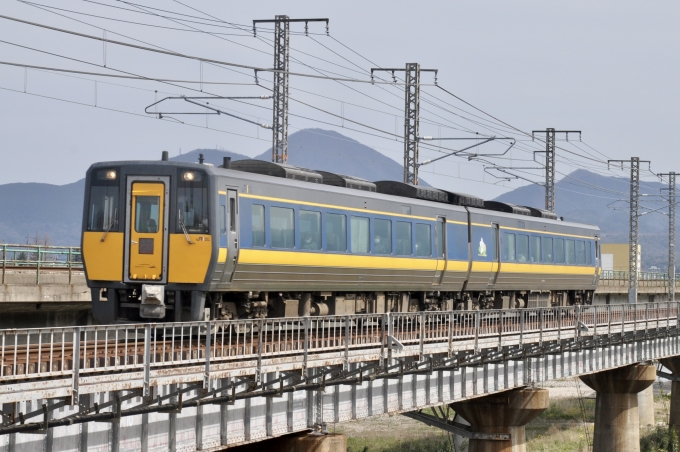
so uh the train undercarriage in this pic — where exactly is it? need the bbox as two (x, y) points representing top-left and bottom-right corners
(97, 287), (594, 323)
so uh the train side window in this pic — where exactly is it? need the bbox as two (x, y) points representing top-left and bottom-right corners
(374, 218), (392, 255)
(503, 233), (516, 261)
(326, 213), (347, 252)
(251, 205), (265, 247)
(435, 220), (444, 258)
(300, 210), (322, 251)
(555, 238), (565, 264)
(351, 216), (370, 253)
(576, 240), (586, 265)
(517, 234), (529, 262)
(396, 221), (412, 256)
(229, 198), (236, 232)
(220, 204), (227, 236)
(415, 224), (432, 257)
(271, 207), (294, 249)
(530, 236), (541, 263)
(586, 241), (592, 265)
(543, 237), (554, 263)
(565, 239), (576, 264)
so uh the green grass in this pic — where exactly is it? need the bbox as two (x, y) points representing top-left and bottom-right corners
(341, 392), (676, 452)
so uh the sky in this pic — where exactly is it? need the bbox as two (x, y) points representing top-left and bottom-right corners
(0, 1), (678, 200)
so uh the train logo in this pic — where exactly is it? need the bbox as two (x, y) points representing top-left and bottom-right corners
(478, 238), (487, 257)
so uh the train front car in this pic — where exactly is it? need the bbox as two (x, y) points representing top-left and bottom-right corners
(82, 160), (218, 324)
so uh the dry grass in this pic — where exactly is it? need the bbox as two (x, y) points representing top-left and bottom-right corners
(339, 385), (672, 452)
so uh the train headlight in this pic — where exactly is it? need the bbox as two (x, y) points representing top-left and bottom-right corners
(183, 172), (195, 181)
(105, 170), (117, 180)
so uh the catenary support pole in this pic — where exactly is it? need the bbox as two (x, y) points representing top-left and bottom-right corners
(371, 64), (438, 185)
(659, 172), (677, 301)
(531, 129), (581, 213)
(609, 157), (650, 303)
(253, 16), (329, 164)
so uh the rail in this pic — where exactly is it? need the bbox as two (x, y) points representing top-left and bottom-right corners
(1, 244), (82, 284)
(0, 302), (677, 392)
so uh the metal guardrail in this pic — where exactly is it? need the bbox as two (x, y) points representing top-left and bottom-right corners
(601, 270), (680, 281)
(0, 302), (677, 398)
(1, 244), (82, 284)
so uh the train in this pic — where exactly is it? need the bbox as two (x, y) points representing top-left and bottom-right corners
(81, 153), (600, 324)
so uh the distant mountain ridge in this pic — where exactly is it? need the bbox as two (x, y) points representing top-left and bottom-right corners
(172, 129), (430, 186)
(0, 129), (672, 270)
(0, 129), (425, 246)
(494, 169), (672, 269)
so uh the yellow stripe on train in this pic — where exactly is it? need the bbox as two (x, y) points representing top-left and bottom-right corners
(238, 249), (596, 275)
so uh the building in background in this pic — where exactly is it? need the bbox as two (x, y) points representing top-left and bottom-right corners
(601, 244), (642, 272)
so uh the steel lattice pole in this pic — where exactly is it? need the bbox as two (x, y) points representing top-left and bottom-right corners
(404, 63), (420, 185)
(545, 128), (556, 212)
(629, 157), (640, 304)
(271, 15), (290, 164)
(669, 173), (676, 301)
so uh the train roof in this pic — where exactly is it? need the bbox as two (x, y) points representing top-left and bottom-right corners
(87, 159), (600, 233)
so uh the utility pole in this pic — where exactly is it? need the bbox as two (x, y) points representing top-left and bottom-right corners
(659, 172), (677, 301)
(371, 64), (438, 185)
(531, 129), (581, 213)
(609, 157), (651, 303)
(253, 17), (329, 164)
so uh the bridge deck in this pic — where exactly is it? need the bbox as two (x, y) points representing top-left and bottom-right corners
(0, 302), (677, 450)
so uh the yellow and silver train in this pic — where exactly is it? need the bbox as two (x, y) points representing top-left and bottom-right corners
(82, 154), (600, 324)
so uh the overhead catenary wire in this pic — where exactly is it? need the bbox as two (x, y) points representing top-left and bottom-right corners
(5, 0), (659, 203)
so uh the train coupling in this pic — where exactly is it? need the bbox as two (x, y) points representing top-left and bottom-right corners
(140, 284), (167, 319)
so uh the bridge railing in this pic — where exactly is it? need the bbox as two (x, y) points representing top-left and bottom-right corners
(600, 270), (680, 281)
(0, 302), (677, 385)
(1, 244), (83, 284)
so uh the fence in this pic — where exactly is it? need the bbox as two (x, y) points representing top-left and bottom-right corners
(0, 302), (676, 399)
(1, 244), (82, 284)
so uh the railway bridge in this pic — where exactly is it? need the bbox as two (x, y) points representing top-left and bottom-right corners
(0, 302), (678, 451)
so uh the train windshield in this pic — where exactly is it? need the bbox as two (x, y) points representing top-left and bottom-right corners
(87, 170), (119, 232)
(177, 171), (208, 234)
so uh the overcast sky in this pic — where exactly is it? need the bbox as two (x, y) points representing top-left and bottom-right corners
(0, 1), (678, 199)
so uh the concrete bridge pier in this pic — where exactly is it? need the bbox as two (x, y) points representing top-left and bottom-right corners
(450, 388), (549, 452)
(660, 357), (680, 433)
(638, 385), (655, 427)
(579, 364), (656, 452)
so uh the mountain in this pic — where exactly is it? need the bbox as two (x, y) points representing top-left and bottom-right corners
(171, 148), (251, 166)
(173, 129), (429, 186)
(0, 180), (85, 246)
(0, 129), (425, 245)
(1, 134), (670, 271)
(254, 129), (430, 186)
(494, 169), (671, 270)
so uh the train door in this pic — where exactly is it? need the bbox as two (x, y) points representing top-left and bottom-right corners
(124, 176), (169, 283)
(487, 223), (501, 288)
(219, 188), (239, 283)
(433, 217), (447, 286)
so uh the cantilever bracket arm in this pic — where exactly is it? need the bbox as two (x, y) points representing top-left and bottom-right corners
(144, 95), (272, 129)
(416, 137), (516, 168)
(483, 165), (543, 185)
